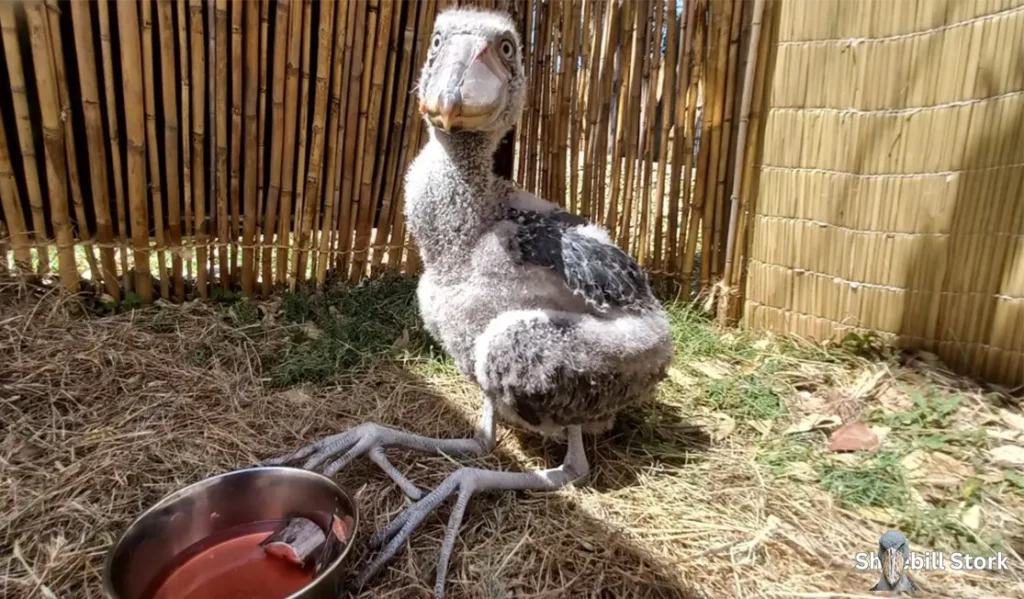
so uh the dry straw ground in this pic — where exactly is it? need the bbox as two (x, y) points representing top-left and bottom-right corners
(1, 274), (1022, 598)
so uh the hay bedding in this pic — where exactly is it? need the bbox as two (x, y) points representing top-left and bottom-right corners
(1, 277), (1020, 599)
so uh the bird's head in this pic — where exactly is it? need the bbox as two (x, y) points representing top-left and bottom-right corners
(878, 530), (911, 586)
(417, 8), (525, 136)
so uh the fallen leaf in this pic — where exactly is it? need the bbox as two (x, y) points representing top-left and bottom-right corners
(999, 409), (1024, 432)
(877, 383), (914, 413)
(902, 450), (974, 487)
(691, 360), (731, 380)
(960, 504), (982, 531)
(784, 462), (818, 482)
(828, 421), (879, 452)
(393, 328), (411, 349)
(989, 445), (1024, 470)
(711, 413), (736, 442)
(784, 413), (842, 435)
(987, 428), (1023, 443)
(752, 339), (770, 350)
(748, 419), (774, 437)
(281, 388), (311, 404)
(849, 366), (887, 399)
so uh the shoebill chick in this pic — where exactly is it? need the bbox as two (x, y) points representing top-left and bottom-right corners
(268, 8), (673, 597)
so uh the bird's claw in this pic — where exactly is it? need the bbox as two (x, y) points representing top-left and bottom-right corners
(264, 422), (426, 500)
(357, 468), (480, 599)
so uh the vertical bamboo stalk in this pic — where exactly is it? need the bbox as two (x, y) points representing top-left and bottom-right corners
(552, 0), (572, 206)
(349, 0), (393, 282)
(24, 2), (76, 290)
(711, 0), (742, 279)
(276, 0), (307, 283)
(282, 0), (312, 285)
(580, 0), (613, 221)
(666, 0), (692, 274)
(1, 5), (50, 275)
(70, 1), (120, 298)
(177, 1), (193, 285)
(680, 0), (708, 281)
(605, 0), (635, 236)
(371, 0), (415, 275)
(615, 0), (647, 248)
(241, 0), (260, 294)
(262, 0), (292, 295)
(539, 0), (556, 201)
(117, 0), (153, 301)
(254, 0), (270, 275)
(140, 0), (169, 299)
(0, 114), (31, 268)
(207, 0), (217, 286)
(723, 0), (769, 321)
(568, 0), (589, 214)
(229, 0), (242, 283)
(292, 0), (336, 286)
(525, 0), (546, 193)
(215, 0), (230, 289)
(43, 0), (99, 285)
(516, 0), (535, 183)
(700, 0), (733, 289)
(675, 0), (697, 275)
(652, 0), (677, 272)
(157, 0), (184, 300)
(97, 2), (130, 289)
(317, 0), (354, 284)
(334, 1), (367, 275)
(635, 0), (664, 264)
(189, 0), (208, 298)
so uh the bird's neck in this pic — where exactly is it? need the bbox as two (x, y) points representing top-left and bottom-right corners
(405, 128), (507, 269)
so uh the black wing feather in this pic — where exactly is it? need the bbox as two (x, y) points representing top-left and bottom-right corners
(506, 208), (655, 312)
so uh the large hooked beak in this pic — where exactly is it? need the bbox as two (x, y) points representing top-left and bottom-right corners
(420, 34), (511, 132)
(881, 546), (905, 586)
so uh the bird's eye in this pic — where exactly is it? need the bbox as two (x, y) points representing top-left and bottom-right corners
(430, 34), (442, 51)
(499, 39), (515, 59)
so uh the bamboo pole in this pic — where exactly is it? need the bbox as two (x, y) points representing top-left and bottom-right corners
(605, 0), (634, 236)
(711, 0), (743, 279)
(70, 1), (119, 298)
(292, 0), (336, 287)
(525, 0), (546, 193)
(229, 0), (242, 283)
(540, 0), (556, 201)
(156, 0), (184, 300)
(552, 0), (572, 206)
(680, 0), (708, 282)
(177, 1), (193, 285)
(667, 0), (693, 274)
(723, 0), (769, 321)
(365, 0), (403, 274)
(699, 0), (733, 289)
(276, 0), (307, 284)
(207, 0), (217, 286)
(568, 0), (590, 214)
(282, 0), (312, 285)
(241, 0), (260, 294)
(261, 0), (292, 295)
(635, 0), (664, 264)
(317, 0), (355, 284)
(0, 112), (31, 268)
(676, 0), (698, 275)
(140, 0), (170, 299)
(254, 0), (269, 275)
(516, 0), (535, 183)
(349, 0), (394, 282)
(24, 2), (76, 290)
(189, 0), (208, 298)
(117, 0), (153, 301)
(580, 0), (613, 221)
(615, 0), (647, 248)
(214, 0), (230, 289)
(97, 2), (131, 289)
(43, 0), (100, 285)
(334, 2), (367, 275)
(652, 0), (678, 272)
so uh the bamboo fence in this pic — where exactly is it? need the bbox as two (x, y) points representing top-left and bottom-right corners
(0, 0), (749, 301)
(740, 0), (1024, 386)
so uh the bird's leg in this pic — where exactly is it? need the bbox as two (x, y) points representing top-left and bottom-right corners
(265, 399), (496, 500)
(356, 425), (590, 599)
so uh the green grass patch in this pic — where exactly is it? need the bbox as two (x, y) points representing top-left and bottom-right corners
(817, 451), (909, 510)
(704, 374), (787, 421)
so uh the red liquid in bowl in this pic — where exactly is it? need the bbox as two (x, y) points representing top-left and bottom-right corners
(144, 521), (315, 599)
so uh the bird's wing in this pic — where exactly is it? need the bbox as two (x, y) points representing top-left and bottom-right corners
(506, 207), (656, 313)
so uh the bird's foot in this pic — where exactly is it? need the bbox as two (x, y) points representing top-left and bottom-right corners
(356, 426), (589, 599)
(265, 422), (490, 500)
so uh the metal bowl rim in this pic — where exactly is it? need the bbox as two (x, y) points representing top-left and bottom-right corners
(101, 466), (359, 599)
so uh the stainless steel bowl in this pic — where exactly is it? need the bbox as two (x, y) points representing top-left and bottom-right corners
(103, 466), (358, 599)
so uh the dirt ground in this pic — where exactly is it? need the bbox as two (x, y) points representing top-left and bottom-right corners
(1, 274), (1022, 598)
